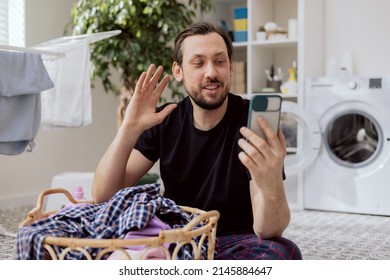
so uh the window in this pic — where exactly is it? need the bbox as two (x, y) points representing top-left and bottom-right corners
(0, 0), (25, 46)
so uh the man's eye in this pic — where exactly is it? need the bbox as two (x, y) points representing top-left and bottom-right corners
(193, 61), (203, 67)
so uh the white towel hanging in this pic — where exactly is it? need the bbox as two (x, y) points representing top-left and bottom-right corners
(34, 30), (121, 130)
(40, 43), (92, 129)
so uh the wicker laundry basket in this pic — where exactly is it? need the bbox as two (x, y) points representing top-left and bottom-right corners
(19, 188), (220, 260)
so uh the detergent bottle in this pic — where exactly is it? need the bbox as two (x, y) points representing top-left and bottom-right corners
(63, 186), (85, 208)
(71, 186), (85, 201)
(280, 67), (297, 94)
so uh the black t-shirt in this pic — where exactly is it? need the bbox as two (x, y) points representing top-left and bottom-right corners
(135, 93), (253, 236)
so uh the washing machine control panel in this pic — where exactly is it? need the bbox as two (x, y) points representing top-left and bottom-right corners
(346, 78), (383, 91)
(347, 80), (358, 90)
(369, 78), (382, 89)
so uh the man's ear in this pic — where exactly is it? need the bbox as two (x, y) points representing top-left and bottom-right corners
(172, 62), (183, 82)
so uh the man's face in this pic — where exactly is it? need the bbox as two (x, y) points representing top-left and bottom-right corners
(174, 33), (233, 110)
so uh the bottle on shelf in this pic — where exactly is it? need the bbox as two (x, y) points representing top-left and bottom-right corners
(280, 67), (297, 95)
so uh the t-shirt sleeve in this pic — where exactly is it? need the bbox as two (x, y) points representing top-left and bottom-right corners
(134, 102), (177, 163)
(134, 126), (160, 163)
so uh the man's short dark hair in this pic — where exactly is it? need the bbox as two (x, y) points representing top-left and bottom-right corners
(173, 21), (233, 66)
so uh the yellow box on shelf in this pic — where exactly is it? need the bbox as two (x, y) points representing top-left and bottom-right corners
(234, 19), (248, 31)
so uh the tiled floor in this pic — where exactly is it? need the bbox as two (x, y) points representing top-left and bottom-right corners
(0, 205), (33, 260)
(284, 209), (390, 260)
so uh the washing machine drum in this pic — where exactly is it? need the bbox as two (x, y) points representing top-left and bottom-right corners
(325, 111), (381, 168)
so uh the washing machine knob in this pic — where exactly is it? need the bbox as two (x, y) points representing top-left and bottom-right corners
(347, 80), (358, 90)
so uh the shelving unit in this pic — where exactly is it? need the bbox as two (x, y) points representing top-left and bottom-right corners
(204, 0), (324, 96)
(204, 0), (300, 97)
(203, 0), (324, 209)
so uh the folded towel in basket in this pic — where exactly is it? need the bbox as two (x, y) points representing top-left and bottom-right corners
(108, 216), (172, 260)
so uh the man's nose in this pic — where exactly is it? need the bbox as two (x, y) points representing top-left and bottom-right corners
(205, 63), (217, 78)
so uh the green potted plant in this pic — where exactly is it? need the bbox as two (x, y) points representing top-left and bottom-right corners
(256, 25), (266, 41)
(66, 0), (213, 125)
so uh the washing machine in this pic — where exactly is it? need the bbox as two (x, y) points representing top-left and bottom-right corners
(280, 95), (321, 210)
(297, 76), (390, 215)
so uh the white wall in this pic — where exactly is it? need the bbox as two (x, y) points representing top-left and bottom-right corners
(0, 0), (119, 207)
(324, 0), (390, 76)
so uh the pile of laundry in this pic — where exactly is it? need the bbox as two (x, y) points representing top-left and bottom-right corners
(16, 184), (211, 260)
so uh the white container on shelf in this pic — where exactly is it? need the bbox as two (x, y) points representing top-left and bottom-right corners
(256, 31), (267, 41)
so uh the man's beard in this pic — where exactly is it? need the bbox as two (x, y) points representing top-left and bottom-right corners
(184, 78), (230, 110)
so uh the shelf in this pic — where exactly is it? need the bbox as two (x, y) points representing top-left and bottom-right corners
(233, 39), (297, 49)
(251, 39), (298, 48)
(232, 42), (249, 48)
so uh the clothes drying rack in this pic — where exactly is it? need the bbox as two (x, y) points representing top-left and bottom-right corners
(0, 30), (121, 60)
(32, 30), (121, 53)
(0, 43), (65, 60)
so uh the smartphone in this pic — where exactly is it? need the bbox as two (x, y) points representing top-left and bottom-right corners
(247, 94), (282, 140)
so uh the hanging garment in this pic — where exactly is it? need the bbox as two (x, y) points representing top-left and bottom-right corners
(38, 43), (92, 129)
(16, 184), (209, 260)
(34, 31), (121, 129)
(0, 50), (54, 155)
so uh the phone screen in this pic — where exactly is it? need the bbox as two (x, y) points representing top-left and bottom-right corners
(247, 95), (282, 140)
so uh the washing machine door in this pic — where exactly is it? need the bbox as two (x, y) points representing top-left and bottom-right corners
(281, 101), (321, 176)
(319, 101), (388, 171)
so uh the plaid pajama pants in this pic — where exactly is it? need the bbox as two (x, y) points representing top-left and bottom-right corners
(215, 234), (302, 260)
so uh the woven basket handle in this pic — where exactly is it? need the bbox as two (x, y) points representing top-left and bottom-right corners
(18, 188), (89, 228)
